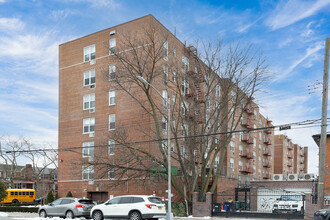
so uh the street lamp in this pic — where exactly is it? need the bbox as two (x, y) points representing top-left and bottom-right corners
(137, 76), (172, 220)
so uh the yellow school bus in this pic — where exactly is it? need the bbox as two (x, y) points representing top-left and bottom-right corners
(1, 189), (35, 203)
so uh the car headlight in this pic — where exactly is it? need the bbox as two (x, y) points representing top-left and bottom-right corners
(292, 205), (298, 208)
(320, 210), (327, 214)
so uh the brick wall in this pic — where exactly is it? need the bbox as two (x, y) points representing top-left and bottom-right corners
(192, 192), (212, 217)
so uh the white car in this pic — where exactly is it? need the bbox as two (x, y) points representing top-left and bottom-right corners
(90, 195), (166, 220)
(272, 195), (304, 214)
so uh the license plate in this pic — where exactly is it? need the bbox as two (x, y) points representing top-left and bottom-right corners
(158, 207), (162, 210)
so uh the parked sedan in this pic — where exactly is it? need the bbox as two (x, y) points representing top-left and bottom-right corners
(314, 209), (330, 220)
(38, 197), (95, 219)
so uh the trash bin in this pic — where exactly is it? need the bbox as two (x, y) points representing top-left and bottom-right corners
(213, 203), (221, 212)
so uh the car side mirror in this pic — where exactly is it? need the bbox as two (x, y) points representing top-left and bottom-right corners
(49, 203), (54, 206)
(276, 198), (280, 201)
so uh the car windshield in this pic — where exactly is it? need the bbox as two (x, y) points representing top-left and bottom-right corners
(79, 199), (94, 204)
(280, 195), (302, 201)
(148, 197), (164, 204)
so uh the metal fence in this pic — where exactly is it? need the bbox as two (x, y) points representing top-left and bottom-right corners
(212, 188), (305, 219)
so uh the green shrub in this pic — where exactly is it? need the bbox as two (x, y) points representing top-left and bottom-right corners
(0, 206), (38, 212)
(46, 191), (54, 204)
(66, 191), (73, 197)
(165, 201), (187, 217)
(54, 193), (58, 200)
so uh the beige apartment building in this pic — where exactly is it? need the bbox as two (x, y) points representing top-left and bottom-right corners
(58, 14), (275, 201)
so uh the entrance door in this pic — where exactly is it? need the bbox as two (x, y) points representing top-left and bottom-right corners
(88, 192), (109, 203)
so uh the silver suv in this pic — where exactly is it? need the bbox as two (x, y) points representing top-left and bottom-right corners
(91, 195), (166, 220)
(38, 197), (95, 219)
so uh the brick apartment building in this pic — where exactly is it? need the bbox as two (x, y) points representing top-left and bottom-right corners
(58, 15), (275, 201)
(274, 135), (308, 177)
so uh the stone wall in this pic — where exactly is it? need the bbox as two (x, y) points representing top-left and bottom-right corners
(192, 192), (212, 217)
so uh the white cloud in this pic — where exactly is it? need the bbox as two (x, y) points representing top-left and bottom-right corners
(265, 0), (330, 30)
(236, 17), (262, 33)
(64, 0), (120, 9)
(0, 17), (25, 33)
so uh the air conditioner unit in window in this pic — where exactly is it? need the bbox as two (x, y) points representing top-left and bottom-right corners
(88, 180), (94, 185)
(90, 84), (95, 89)
(89, 132), (94, 138)
(89, 108), (95, 113)
(90, 59), (96, 65)
(88, 156), (94, 162)
(109, 30), (116, 35)
(288, 174), (299, 181)
(273, 174), (283, 181)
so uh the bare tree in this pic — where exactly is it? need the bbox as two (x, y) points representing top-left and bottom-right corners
(79, 22), (268, 212)
(0, 136), (26, 188)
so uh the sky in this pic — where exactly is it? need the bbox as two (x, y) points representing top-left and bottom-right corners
(0, 0), (329, 174)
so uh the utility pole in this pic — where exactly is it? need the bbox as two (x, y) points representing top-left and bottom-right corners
(318, 38), (330, 210)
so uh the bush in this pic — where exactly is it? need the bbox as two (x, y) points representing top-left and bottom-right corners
(46, 191), (54, 204)
(165, 201), (187, 217)
(0, 206), (38, 212)
(54, 193), (58, 200)
(66, 191), (73, 197)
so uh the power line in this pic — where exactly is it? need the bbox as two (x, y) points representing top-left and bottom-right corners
(4, 118), (326, 154)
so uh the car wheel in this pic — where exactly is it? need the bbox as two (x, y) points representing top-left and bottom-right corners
(130, 211), (142, 220)
(39, 210), (47, 218)
(326, 215), (330, 220)
(65, 210), (74, 219)
(92, 210), (104, 220)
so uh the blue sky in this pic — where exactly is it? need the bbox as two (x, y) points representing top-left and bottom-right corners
(0, 0), (329, 173)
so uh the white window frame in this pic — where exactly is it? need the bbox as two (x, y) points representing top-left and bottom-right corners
(163, 65), (168, 85)
(182, 80), (189, 95)
(108, 139), (115, 155)
(230, 158), (234, 169)
(84, 45), (95, 62)
(180, 146), (187, 159)
(83, 94), (95, 110)
(108, 167), (115, 179)
(82, 142), (94, 158)
(230, 141), (235, 153)
(109, 38), (116, 55)
(109, 114), (115, 130)
(181, 101), (188, 116)
(84, 69), (95, 86)
(216, 84), (220, 97)
(162, 90), (167, 109)
(162, 116), (167, 135)
(172, 47), (176, 58)
(83, 118), (95, 134)
(109, 64), (116, 81)
(163, 40), (168, 60)
(172, 71), (176, 83)
(109, 90), (116, 106)
(182, 55), (189, 72)
(82, 165), (94, 180)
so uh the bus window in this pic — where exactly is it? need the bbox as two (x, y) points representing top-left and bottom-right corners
(10, 192), (13, 196)
(19, 192), (21, 195)
(22, 192), (25, 195)
(14, 192), (17, 195)
(30, 192), (34, 195)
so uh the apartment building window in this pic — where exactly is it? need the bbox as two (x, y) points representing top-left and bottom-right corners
(82, 165), (94, 180)
(162, 90), (168, 109)
(259, 156), (261, 165)
(254, 109), (257, 120)
(181, 146), (187, 158)
(230, 141), (235, 153)
(163, 65), (168, 85)
(215, 84), (220, 97)
(230, 158), (234, 170)
(171, 143), (175, 152)
(108, 139), (115, 155)
(83, 94), (95, 110)
(181, 101), (188, 116)
(182, 56), (189, 72)
(109, 90), (116, 105)
(259, 169), (261, 178)
(109, 64), (116, 81)
(162, 116), (167, 135)
(108, 168), (115, 179)
(172, 47), (176, 58)
(231, 90), (236, 102)
(206, 96), (210, 109)
(253, 152), (256, 160)
(109, 38), (116, 55)
(109, 114), (115, 130)
(253, 137), (256, 148)
(259, 144), (261, 153)
(181, 124), (188, 137)
(82, 142), (94, 158)
(253, 165), (256, 175)
(215, 156), (219, 169)
(259, 132), (262, 141)
(172, 71), (176, 83)
(239, 145), (243, 156)
(163, 40), (168, 60)
(84, 69), (95, 86)
(162, 141), (167, 152)
(83, 118), (95, 133)
(239, 160), (242, 171)
(84, 45), (95, 62)
(182, 80), (189, 95)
